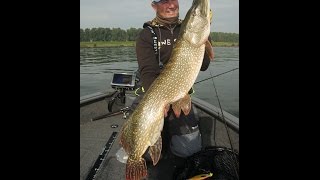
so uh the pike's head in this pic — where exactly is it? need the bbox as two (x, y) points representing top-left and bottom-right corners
(180, 0), (210, 47)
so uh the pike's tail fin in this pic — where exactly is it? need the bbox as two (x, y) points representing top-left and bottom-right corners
(172, 95), (192, 118)
(126, 157), (147, 180)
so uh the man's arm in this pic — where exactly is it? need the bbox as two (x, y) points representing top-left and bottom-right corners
(135, 28), (161, 91)
(200, 35), (214, 71)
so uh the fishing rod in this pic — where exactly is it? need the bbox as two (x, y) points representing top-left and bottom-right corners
(91, 106), (131, 121)
(207, 67), (239, 179)
(195, 67), (238, 84)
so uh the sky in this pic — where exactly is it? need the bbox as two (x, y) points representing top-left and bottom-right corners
(80, 0), (239, 33)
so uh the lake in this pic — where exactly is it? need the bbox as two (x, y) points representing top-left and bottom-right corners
(80, 46), (239, 117)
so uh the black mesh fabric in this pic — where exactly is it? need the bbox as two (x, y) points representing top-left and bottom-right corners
(173, 146), (239, 180)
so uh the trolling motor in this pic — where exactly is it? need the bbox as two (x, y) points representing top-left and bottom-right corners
(92, 72), (137, 121)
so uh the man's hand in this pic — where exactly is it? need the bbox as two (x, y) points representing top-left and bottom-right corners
(205, 40), (214, 61)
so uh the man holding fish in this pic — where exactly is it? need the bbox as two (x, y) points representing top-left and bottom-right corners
(120, 0), (214, 179)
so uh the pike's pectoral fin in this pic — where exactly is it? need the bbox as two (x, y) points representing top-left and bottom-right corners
(126, 157), (147, 180)
(172, 95), (192, 118)
(205, 40), (214, 61)
(148, 136), (162, 166)
(164, 104), (170, 117)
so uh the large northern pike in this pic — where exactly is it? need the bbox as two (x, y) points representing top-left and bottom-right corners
(119, 0), (211, 179)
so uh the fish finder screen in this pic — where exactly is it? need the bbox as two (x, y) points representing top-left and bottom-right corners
(112, 74), (133, 86)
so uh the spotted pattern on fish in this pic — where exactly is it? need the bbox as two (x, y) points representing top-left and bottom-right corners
(119, 0), (211, 179)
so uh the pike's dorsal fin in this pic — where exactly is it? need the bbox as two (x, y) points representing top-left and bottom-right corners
(172, 95), (192, 118)
(148, 136), (162, 166)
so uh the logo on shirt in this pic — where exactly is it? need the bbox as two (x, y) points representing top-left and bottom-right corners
(158, 38), (177, 46)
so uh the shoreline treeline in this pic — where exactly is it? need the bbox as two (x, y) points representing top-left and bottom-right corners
(80, 28), (239, 43)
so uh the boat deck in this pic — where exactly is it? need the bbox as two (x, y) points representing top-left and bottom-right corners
(80, 92), (239, 180)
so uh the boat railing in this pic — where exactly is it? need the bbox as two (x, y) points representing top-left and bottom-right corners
(191, 96), (239, 133)
(80, 91), (239, 133)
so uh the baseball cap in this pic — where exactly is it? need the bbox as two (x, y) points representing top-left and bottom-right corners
(152, 0), (164, 3)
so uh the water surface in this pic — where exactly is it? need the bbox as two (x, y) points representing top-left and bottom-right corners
(80, 46), (239, 117)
